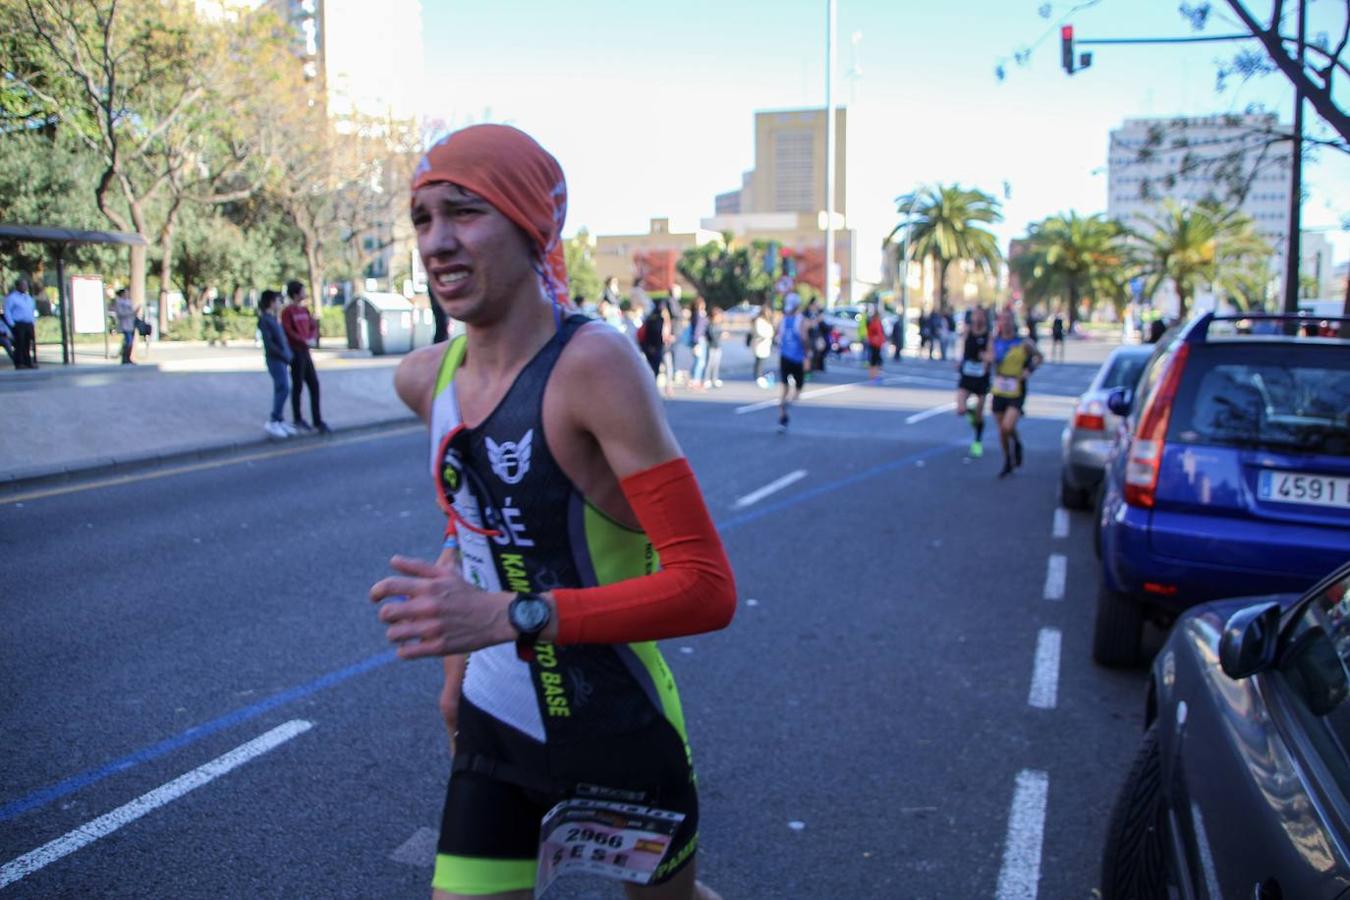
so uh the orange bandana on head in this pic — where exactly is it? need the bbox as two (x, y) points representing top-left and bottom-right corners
(411, 124), (569, 306)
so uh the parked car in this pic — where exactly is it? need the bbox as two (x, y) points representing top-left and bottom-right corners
(1094, 312), (1350, 666)
(1060, 344), (1154, 509)
(1101, 560), (1350, 900)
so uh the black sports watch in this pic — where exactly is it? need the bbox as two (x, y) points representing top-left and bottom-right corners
(508, 592), (552, 662)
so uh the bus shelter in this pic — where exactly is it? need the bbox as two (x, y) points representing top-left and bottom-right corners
(0, 224), (147, 365)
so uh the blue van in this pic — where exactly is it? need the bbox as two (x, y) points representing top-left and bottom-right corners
(1094, 313), (1350, 666)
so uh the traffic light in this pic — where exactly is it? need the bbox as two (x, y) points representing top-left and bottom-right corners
(764, 242), (779, 278)
(1060, 25), (1093, 75)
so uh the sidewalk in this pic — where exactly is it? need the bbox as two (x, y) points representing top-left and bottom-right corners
(1, 339), (413, 488)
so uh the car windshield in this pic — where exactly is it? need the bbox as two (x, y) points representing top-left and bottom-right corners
(1168, 345), (1350, 457)
(1101, 355), (1148, 391)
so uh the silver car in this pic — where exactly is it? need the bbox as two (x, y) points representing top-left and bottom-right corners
(1059, 344), (1153, 509)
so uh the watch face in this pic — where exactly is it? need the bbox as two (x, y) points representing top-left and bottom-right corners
(512, 596), (550, 633)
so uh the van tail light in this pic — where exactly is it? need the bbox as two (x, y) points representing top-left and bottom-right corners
(1074, 399), (1106, 432)
(1124, 343), (1191, 508)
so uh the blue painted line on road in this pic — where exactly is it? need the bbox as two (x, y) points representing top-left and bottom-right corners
(0, 650), (397, 824)
(716, 441), (958, 534)
(6, 440), (957, 824)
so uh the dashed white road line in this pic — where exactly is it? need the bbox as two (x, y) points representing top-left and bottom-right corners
(1052, 508), (1070, 539)
(995, 769), (1050, 900)
(733, 380), (867, 414)
(1043, 554), (1067, 601)
(904, 402), (956, 425)
(1028, 628), (1062, 710)
(0, 720), (313, 889)
(733, 469), (807, 509)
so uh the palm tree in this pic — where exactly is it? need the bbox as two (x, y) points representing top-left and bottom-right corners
(888, 184), (1002, 312)
(1012, 213), (1129, 326)
(1132, 200), (1272, 319)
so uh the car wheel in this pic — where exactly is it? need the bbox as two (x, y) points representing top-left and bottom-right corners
(1093, 582), (1143, 667)
(1100, 723), (1170, 900)
(1061, 472), (1092, 510)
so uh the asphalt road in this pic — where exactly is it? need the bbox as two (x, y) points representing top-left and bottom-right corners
(1, 343), (1149, 899)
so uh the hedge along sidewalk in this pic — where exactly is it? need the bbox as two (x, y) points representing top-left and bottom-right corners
(0, 342), (413, 490)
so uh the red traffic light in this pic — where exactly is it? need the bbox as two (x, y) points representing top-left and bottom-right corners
(1061, 24), (1075, 73)
(1061, 25), (1073, 40)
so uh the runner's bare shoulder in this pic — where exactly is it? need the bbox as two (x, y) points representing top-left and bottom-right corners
(556, 319), (650, 388)
(395, 342), (450, 423)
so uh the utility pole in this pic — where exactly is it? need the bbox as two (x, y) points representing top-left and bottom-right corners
(1281, 0), (1306, 317)
(824, 0), (837, 309)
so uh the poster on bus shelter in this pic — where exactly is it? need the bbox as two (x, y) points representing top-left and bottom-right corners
(70, 275), (105, 334)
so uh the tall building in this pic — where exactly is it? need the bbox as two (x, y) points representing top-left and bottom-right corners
(716, 108), (846, 217)
(707, 108), (855, 301)
(272, 0), (424, 124)
(1107, 114), (1293, 281)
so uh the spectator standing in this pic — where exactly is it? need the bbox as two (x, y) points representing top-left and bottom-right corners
(258, 291), (294, 439)
(891, 311), (905, 360)
(703, 305), (725, 388)
(688, 296), (709, 388)
(750, 304), (774, 387)
(931, 311), (948, 360)
(112, 288), (139, 365)
(1051, 310), (1066, 363)
(280, 280), (330, 434)
(4, 277), (37, 369)
(0, 314), (14, 366)
(866, 305), (886, 380)
(942, 309), (957, 361)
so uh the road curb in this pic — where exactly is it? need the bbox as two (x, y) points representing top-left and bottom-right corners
(0, 414), (419, 497)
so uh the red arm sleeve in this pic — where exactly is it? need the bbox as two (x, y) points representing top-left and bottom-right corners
(552, 457), (736, 645)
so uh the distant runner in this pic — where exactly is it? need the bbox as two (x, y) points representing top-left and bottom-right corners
(777, 295), (809, 433)
(987, 309), (1043, 478)
(955, 306), (991, 458)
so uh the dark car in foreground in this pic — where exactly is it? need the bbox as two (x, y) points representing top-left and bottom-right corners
(1101, 561), (1350, 900)
(1060, 344), (1153, 509)
(1095, 313), (1350, 666)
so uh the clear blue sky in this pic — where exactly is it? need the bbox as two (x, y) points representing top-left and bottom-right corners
(420, 0), (1349, 282)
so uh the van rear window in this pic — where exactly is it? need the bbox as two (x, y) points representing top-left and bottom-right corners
(1168, 344), (1350, 457)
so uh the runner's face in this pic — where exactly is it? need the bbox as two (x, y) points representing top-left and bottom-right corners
(972, 310), (987, 334)
(411, 182), (538, 323)
(996, 312), (1014, 337)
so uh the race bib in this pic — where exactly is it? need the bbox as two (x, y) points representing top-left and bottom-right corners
(534, 798), (685, 897)
(993, 375), (1020, 395)
(961, 360), (986, 378)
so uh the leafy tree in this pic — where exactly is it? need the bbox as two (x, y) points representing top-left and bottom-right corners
(564, 229), (602, 303)
(1013, 213), (1130, 324)
(1131, 200), (1273, 317)
(888, 185), (1003, 312)
(676, 235), (774, 309)
(2, 0), (288, 329)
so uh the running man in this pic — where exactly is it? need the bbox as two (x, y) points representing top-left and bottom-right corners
(986, 309), (1043, 478)
(776, 295), (809, 433)
(370, 125), (734, 900)
(954, 306), (991, 458)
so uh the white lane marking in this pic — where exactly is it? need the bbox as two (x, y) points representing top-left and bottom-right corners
(904, 402), (956, 425)
(1052, 508), (1070, 539)
(734, 469), (807, 509)
(883, 373), (953, 388)
(1028, 628), (1062, 710)
(1043, 554), (1067, 601)
(995, 769), (1049, 900)
(390, 826), (439, 867)
(733, 380), (867, 414)
(0, 720), (313, 889)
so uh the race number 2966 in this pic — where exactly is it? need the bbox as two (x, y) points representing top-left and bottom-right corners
(533, 798), (685, 898)
(1258, 470), (1350, 510)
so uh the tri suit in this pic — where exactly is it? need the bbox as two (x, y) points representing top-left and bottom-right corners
(991, 337), (1033, 414)
(428, 314), (698, 894)
(957, 332), (990, 394)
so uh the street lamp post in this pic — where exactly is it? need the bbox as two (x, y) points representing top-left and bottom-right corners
(824, 0), (837, 309)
